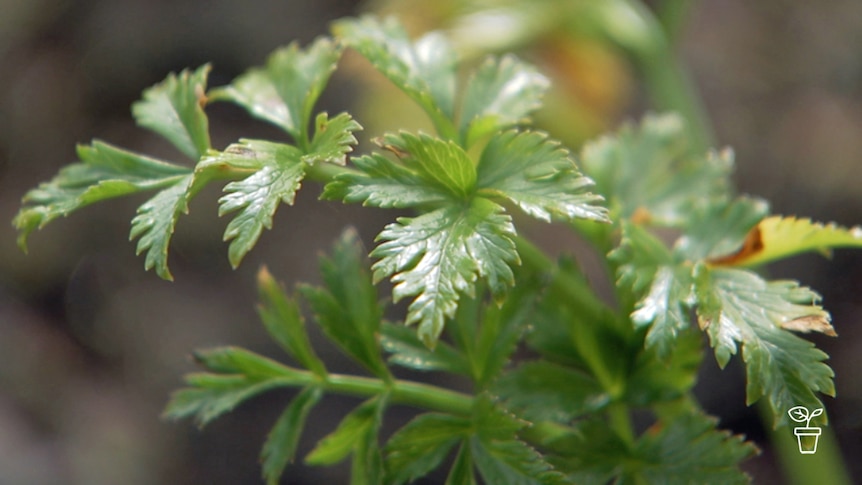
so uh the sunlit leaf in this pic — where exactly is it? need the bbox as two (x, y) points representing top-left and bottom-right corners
(214, 38), (341, 139)
(693, 265), (835, 426)
(304, 112), (362, 165)
(378, 131), (476, 199)
(132, 64), (211, 159)
(209, 139), (306, 267)
(333, 15), (457, 123)
(459, 55), (550, 147)
(371, 198), (519, 347)
(478, 130), (608, 223)
(710, 215), (862, 267)
(677, 197), (769, 261)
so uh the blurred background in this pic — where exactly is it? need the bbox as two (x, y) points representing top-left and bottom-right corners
(1, 0), (860, 483)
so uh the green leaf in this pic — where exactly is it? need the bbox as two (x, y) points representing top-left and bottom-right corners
(625, 328), (703, 407)
(632, 413), (757, 484)
(214, 38), (341, 140)
(610, 222), (677, 295)
(380, 322), (470, 375)
(210, 139), (306, 267)
(379, 132), (476, 199)
(525, 258), (629, 392)
(351, 397), (387, 485)
(261, 386), (323, 485)
(547, 413), (755, 484)
(321, 153), (451, 209)
(579, 113), (733, 226)
(384, 413), (470, 485)
(305, 399), (378, 466)
(333, 16), (457, 131)
(542, 418), (628, 485)
(256, 267), (327, 377)
(459, 55), (550, 147)
(299, 229), (390, 379)
(677, 196), (769, 261)
(305, 396), (387, 483)
(129, 174), (195, 280)
(693, 265), (835, 426)
(132, 64), (211, 159)
(477, 130), (607, 223)
(322, 131), (475, 207)
(492, 361), (609, 423)
(631, 266), (695, 358)
(164, 373), (294, 427)
(371, 198), (519, 347)
(450, 281), (536, 387)
(304, 112), (362, 165)
(445, 443), (476, 485)
(711, 215), (862, 267)
(14, 140), (190, 248)
(470, 400), (569, 485)
(192, 346), (305, 380)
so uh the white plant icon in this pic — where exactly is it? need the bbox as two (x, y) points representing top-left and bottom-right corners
(787, 406), (823, 454)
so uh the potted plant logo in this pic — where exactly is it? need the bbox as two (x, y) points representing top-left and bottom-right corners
(787, 406), (823, 454)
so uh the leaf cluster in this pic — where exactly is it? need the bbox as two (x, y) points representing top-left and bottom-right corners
(12, 13), (857, 485)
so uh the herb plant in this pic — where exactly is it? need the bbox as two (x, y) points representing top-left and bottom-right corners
(13, 13), (860, 485)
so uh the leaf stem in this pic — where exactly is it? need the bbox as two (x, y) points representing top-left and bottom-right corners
(322, 372), (473, 415)
(304, 162), (362, 183)
(608, 402), (636, 447)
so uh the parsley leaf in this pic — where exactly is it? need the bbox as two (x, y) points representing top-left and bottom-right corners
(371, 198), (519, 346)
(129, 174), (195, 280)
(384, 413), (470, 485)
(548, 413), (756, 484)
(333, 15), (458, 135)
(211, 140), (307, 267)
(580, 113), (733, 226)
(132, 64), (212, 160)
(460, 55), (550, 147)
(694, 265), (835, 426)
(711, 215), (862, 267)
(471, 399), (570, 485)
(14, 141), (190, 249)
(261, 386), (323, 485)
(213, 38), (342, 141)
(478, 130), (607, 223)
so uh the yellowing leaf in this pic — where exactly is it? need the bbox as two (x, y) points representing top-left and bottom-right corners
(710, 216), (862, 267)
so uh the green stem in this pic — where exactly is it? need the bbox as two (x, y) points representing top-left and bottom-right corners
(304, 161), (362, 183)
(620, 0), (713, 153)
(323, 372), (473, 415)
(608, 401), (636, 447)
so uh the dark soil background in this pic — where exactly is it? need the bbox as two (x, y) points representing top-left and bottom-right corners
(1, 1), (860, 483)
